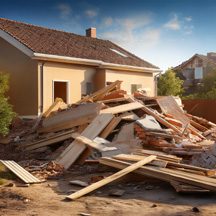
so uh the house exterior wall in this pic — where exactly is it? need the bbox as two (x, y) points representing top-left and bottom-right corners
(0, 37), (38, 116)
(105, 69), (155, 96)
(42, 62), (96, 111)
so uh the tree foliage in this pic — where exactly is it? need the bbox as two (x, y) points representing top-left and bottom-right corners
(0, 73), (15, 136)
(157, 69), (184, 96)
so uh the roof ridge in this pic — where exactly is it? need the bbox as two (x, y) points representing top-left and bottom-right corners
(0, 17), (159, 69)
(0, 17), (106, 42)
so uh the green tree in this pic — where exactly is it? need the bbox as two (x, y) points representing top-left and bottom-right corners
(157, 68), (184, 96)
(0, 73), (15, 136)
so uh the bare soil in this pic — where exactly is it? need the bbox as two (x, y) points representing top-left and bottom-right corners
(0, 164), (216, 216)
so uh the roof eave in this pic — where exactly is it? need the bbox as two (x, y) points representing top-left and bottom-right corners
(33, 53), (162, 73)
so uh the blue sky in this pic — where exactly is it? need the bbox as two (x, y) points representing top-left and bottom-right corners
(1, 0), (216, 70)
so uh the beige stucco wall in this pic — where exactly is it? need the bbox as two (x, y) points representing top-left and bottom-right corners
(0, 37), (38, 116)
(42, 62), (96, 111)
(105, 69), (155, 96)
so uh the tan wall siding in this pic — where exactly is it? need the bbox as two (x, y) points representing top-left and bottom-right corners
(0, 38), (38, 115)
(43, 62), (96, 111)
(105, 70), (155, 96)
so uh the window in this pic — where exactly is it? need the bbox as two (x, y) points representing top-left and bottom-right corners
(86, 82), (93, 95)
(131, 84), (142, 93)
(194, 67), (203, 79)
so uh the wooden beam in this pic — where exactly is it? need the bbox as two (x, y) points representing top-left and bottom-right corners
(113, 154), (167, 168)
(77, 80), (122, 103)
(39, 103), (101, 133)
(66, 155), (156, 200)
(100, 157), (216, 192)
(99, 117), (121, 139)
(22, 129), (74, 151)
(71, 132), (117, 152)
(100, 102), (143, 114)
(56, 114), (114, 169)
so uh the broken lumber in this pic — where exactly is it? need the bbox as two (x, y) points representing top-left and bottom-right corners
(56, 114), (114, 169)
(0, 160), (42, 184)
(100, 102), (144, 114)
(100, 157), (216, 191)
(71, 132), (117, 152)
(99, 117), (121, 139)
(21, 129), (75, 151)
(66, 155), (156, 200)
(77, 80), (122, 103)
(39, 103), (101, 133)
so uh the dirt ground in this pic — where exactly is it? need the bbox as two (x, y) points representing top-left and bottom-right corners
(0, 164), (216, 216)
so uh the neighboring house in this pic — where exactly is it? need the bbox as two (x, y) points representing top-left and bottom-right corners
(173, 53), (216, 94)
(0, 18), (161, 117)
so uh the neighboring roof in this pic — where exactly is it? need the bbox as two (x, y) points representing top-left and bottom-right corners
(0, 18), (159, 69)
(173, 53), (216, 70)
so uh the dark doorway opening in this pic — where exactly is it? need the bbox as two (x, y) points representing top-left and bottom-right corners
(53, 81), (68, 103)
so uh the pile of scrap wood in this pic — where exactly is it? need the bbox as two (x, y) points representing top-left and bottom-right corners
(11, 80), (216, 190)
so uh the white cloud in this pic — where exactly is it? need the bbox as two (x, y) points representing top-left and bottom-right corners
(85, 9), (98, 18)
(100, 13), (161, 60)
(185, 16), (192, 22)
(57, 3), (72, 19)
(164, 14), (181, 30)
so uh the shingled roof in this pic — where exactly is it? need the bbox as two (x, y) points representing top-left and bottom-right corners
(0, 18), (159, 69)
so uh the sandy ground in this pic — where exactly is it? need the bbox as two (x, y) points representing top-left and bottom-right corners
(0, 164), (216, 216)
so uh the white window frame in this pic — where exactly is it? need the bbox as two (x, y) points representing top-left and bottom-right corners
(52, 80), (70, 104)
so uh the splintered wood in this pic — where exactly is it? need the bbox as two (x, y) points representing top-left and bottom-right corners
(66, 155), (156, 200)
(56, 114), (114, 169)
(16, 80), (216, 198)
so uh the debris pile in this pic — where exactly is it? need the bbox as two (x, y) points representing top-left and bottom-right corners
(1, 80), (216, 199)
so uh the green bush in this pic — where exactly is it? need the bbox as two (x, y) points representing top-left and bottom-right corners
(0, 72), (15, 136)
(158, 68), (184, 96)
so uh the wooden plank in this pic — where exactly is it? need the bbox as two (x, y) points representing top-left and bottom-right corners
(113, 154), (215, 176)
(121, 112), (139, 121)
(66, 155), (156, 200)
(170, 181), (210, 193)
(77, 80), (122, 103)
(98, 97), (129, 104)
(100, 102), (144, 114)
(39, 103), (101, 133)
(100, 158), (216, 192)
(135, 149), (182, 163)
(99, 117), (121, 139)
(71, 132), (117, 152)
(113, 154), (168, 168)
(0, 160), (42, 184)
(23, 130), (74, 151)
(43, 98), (65, 118)
(56, 114), (114, 169)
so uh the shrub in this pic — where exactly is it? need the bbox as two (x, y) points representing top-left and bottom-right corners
(0, 72), (15, 136)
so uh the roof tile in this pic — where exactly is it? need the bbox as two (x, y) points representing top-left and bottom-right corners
(0, 18), (158, 69)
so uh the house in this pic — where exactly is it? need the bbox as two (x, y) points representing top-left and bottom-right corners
(0, 18), (161, 117)
(173, 52), (216, 94)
